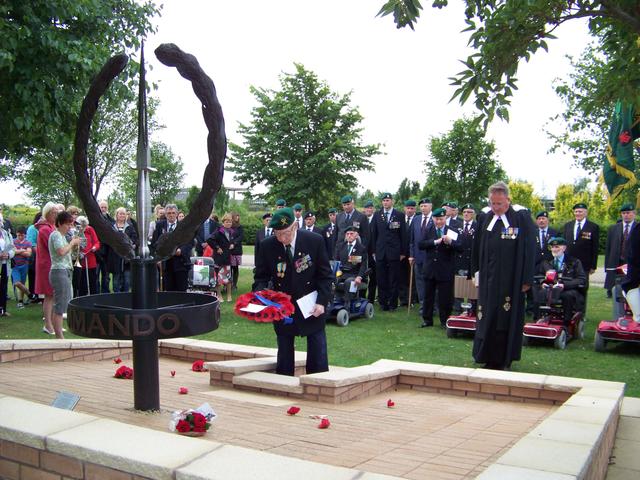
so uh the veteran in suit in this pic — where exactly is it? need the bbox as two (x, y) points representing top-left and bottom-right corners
(335, 226), (368, 308)
(321, 208), (338, 259)
(253, 208), (333, 376)
(408, 198), (433, 314)
(605, 203), (637, 317)
(254, 213), (273, 259)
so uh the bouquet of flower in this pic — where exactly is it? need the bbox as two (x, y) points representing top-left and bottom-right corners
(234, 289), (295, 323)
(114, 365), (133, 379)
(169, 402), (216, 437)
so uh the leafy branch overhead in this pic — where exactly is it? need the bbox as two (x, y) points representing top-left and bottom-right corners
(377, 0), (640, 128)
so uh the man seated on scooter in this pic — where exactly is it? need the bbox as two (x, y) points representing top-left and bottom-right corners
(335, 227), (368, 309)
(539, 237), (586, 331)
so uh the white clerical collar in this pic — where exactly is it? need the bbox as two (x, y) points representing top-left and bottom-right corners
(487, 213), (510, 231)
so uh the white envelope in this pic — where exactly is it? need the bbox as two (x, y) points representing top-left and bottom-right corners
(296, 290), (318, 318)
(446, 229), (459, 241)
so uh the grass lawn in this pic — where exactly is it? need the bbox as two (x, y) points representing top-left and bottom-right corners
(2, 269), (638, 396)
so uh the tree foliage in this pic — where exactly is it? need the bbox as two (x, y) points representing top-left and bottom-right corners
(116, 141), (185, 209)
(425, 117), (506, 207)
(395, 178), (422, 205)
(228, 63), (381, 211)
(0, 0), (159, 161)
(378, 1), (640, 128)
(508, 180), (543, 214)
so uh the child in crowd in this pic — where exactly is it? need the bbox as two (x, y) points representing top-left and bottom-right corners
(12, 226), (33, 308)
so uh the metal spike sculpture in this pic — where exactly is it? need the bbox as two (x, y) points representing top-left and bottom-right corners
(68, 43), (224, 411)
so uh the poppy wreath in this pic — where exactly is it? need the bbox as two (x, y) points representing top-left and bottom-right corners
(234, 289), (295, 322)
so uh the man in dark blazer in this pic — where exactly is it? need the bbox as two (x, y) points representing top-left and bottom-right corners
(408, 198), (433, 314)
(321, 208), (338, 259)
(362, 200), (378, 303)
(253, 208), (333, 376)
(302, 211), (322, 235)
(335, 195), (369, 256)
(399, 199), (418, 306)
(150, 204), (194, 292)
(539, 237), (586, 330)
(370, 192), (407, 311)
(419, 208), (462, 327)
(605, 203), (637, 317)
(534, 211), (558, 267)
(254, 212), (273, 259)
(195, 211), (219, 256)
(563, 203), (600, 306)
(453, 203), (478, 313)
(335, 226), (368, 308)
(444, 201), (463, 231)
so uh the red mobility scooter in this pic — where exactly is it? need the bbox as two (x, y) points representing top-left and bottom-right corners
(445, 276), (478, 338)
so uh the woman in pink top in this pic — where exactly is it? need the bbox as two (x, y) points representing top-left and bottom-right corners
(35, 202), (62, 335)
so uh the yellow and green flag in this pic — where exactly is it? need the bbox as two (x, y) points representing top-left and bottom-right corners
(603, 101), (640, 199)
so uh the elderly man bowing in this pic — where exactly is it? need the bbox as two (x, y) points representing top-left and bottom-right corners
(253, 208), (333, 376)
(472, 182), (536, 370)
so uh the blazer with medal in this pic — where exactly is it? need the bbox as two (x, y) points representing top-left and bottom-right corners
(562, 219), (600, 272)
(253, 229), (333, 336)
(371, 207), (407, 261)
(336, 239), (368, 278)
(150, 219), (194, 272)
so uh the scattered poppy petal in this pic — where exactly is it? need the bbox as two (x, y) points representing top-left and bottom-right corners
(113, 357), (122, 364)
(287, 406), (300, 415)
(318, 418), (330, 429)
(179, 387), (189, 394)
(387, 399), (395, 408)
(170, 370), (176, 377)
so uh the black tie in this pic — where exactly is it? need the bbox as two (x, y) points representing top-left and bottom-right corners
(575, 222), (582, 241)
(421, 216), (426, 233)
(385, 211), (390, 223)
(168, 223), (175, 233)
(464, 222), (470, 234)
(622, 223), (630, 261)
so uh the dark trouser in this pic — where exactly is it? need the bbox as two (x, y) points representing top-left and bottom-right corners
(112, 270), (131, 293)
(377, 258), (401, 309)
(28, 254), (36, 296)
(276, 329), (328, 376)
(560, 290), (582, 328)
(365, 255), (377, 303)
(164, 270), (188, 292)
(398, 258), (411, 305)
(97, 258), (110, 293)
(423, 277), (454, 326)
(231, 266), (239, 288)
(77, 268), (97, 296)
(0, 264), (7, 314)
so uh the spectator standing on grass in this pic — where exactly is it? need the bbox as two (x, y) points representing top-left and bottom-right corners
(230, 212), (244, 291)
(26, 212), (41, 303)
(12, 227), (32, 308)
(48, 211), (81, 339)
(0, 221), (15, 317)
(35, 202), (61, 334)
(108, 207), (138, 293)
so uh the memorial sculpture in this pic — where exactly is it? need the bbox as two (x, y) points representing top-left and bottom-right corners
(68, 44), (225, 411)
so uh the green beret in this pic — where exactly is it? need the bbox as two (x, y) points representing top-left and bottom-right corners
(381, 192), (392, 200)
(419, 198), (432, 205)
(293, 203), (303, 211)
(404, 199), (416, 207)
(432, 207), (446, 217)
(340, 195), (353, 204)
(572, 202), (588, 210)
(328, 208), (337, 214)
(449, 202), (458, 209)
(363, 200), (374, 208)
(275, 199), (286, 207)
(304, 211), (315, 218)
(269, 208), (295, 230)
(261, 212), (273, 220)
(344, 226), (358, 233)
(548, 237), (567, 246)
(461, 203), (475, 211)
(621, 203), (635, 212)
(536, 211), (548, 218)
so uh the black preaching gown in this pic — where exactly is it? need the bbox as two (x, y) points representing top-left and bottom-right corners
(472, 206), (536, 368)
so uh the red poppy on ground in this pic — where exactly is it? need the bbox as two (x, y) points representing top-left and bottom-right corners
(318, 418), (330, 429)
(387, 399), (395, 408)
(287, 406), (301, 415)
(192, 360), (206, 372)
(114, 365), (133, 379)
(113, 357), (122, 364)
(170, 370), (176, 377)
(179, 387), (189, 394)
(192, 412), (207, 428)
(175, 420), (191, 433)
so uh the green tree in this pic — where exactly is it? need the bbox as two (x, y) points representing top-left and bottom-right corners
(0, 0), (159, 162)
(550, 184), (589, 227)
(425, 117), (506, 207)
(117, 141), (184, 208)
(508, 180), (544, 215)
(184, 185), (200, 213)
(378, 1), (640, 127)
(395, 178), (421, 205)
(228, 63), (381, 212)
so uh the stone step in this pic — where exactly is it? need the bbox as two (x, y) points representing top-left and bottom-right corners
(233, 371), (303, 394)
(206, 357), (278, 376)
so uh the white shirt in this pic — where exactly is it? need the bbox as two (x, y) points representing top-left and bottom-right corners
(574, 220), (584, 240)
(486, 214), (510, 231)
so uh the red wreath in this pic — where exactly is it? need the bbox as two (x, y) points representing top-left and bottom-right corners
(234, 289), (295, 322)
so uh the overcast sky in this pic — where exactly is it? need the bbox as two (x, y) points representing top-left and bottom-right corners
(4, 0), (593, 205)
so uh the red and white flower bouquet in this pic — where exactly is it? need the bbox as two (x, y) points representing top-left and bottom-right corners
(169, 402), (216, 437)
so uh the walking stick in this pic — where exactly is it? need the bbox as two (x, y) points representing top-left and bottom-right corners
(158, 262), (164, 292)
(84, 256), (90, 295)
(408, 261), (414, 312)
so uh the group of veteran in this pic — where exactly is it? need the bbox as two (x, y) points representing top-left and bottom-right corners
(252, 184), (630, 375)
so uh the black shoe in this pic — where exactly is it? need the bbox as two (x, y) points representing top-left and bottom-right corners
(420, 322), (433, 328)
(388, 306), (397, 312)
(382, 306), (390, 311)
(606, 290), (612, 298)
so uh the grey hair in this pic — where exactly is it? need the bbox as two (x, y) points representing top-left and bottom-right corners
(165, 203), (178, 212)
(42, 202), (58, 218)
(76, 216), (89, 227)
(488, 181), (510, 197)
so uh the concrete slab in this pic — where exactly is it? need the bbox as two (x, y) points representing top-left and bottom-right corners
(620, 397), (640, 417)
(47, 418), (220, 480)
(435, 366), (476, 381)
(206, 357), (277, 374)
(0, 397), (97, 449)
(527, 418), (604, 446)
(476, 464), (577, 479)
(610, 438), (640, 472)
(468, 369), (547, 389)
(233, 371), (303, 393)
(201, 389), (294, 406)
(616, 416), (640, 442)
